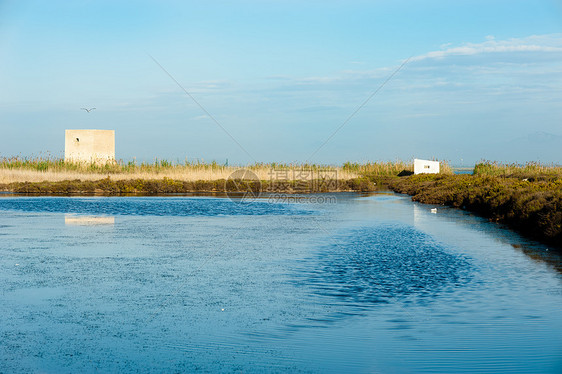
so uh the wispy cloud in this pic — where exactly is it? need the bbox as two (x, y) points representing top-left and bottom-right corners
(191, 115), (209, 121)
(411, 34), (562, 62)
(194, 80), (231, 90)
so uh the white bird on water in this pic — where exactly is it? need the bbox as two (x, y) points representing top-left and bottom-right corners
(81, 107), (96, 113)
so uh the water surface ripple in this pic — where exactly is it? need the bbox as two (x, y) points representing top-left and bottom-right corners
(0, 196), (309, 216)
(303, 225), (472, 307)
(0, 194), (560, 373)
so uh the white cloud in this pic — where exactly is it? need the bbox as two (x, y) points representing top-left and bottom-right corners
(412, 34), (562, 62)
(191, 115), (209, 121)
(277, 35), (562, 92)
(195, 80), (230, 89)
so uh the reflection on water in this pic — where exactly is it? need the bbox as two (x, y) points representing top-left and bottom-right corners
(303, 225), (471, 308)
(0, 196), (310, 217)
(65, 215), (115, 226)
(0, 194), (560, 373)
(511, 243), (562, 274)
(413, 200), (562, 275)
(413, 203), (438, 228)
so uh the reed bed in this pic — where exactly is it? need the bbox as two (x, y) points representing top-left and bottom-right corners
(0, 156), (348, 174)
(0, 157), (364, 184)
(342, 161), (412, 176)
(342, 160), (454, 176)
(473, 161), (562, 179)
(0, 168), (364, 184)
(0, 157), (457, 184)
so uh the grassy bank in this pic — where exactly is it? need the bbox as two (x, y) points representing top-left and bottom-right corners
(0, 157), (433, 188)
(0, 157), (368, 184)
(0, 157), (403, 193)
(2, 176), (377, 195)
(473, 161), (562, 180)
(1, 157), (559, 247)
(386, 162), (562, 248)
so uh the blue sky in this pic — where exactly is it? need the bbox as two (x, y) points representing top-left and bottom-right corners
(1, 0), (561, 165)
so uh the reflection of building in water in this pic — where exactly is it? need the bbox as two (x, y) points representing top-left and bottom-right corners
(65, 215), (115, 226)
(413, 204), (424, 228)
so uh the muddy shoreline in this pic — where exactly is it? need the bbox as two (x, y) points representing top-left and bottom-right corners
(0, 177), (379, 195)
(2, 174), (560, 249)
(386, 174), (562, 249)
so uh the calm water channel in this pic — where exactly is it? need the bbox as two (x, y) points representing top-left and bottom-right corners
(0, 193), (561, 373)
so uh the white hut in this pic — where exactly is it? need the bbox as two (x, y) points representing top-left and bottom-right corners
(414, 159), (440, 174)
(65, 129), (115, 164)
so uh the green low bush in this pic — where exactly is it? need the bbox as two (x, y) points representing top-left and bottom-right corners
(387, 174), (562, 248)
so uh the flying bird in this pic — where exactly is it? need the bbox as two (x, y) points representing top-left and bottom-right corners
(81, 107), (96, 113)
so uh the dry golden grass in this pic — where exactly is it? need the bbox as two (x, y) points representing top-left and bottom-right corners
(0, 156), (454, 184)
(0, 167), (359, 184)
(342, 160), (454, 176)
(473, 161), (562, 179)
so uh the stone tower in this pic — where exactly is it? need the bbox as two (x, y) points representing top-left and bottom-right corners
(65, 129), (115, 164)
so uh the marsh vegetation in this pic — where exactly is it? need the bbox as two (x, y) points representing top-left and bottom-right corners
(387, 162), (562, 247)
(1, 157), (560, 247)
(0, 156), (360, 184)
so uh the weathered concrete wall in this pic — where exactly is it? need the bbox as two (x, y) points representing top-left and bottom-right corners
(65, 129), (115, 164)
(414, 159), (440, 174)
